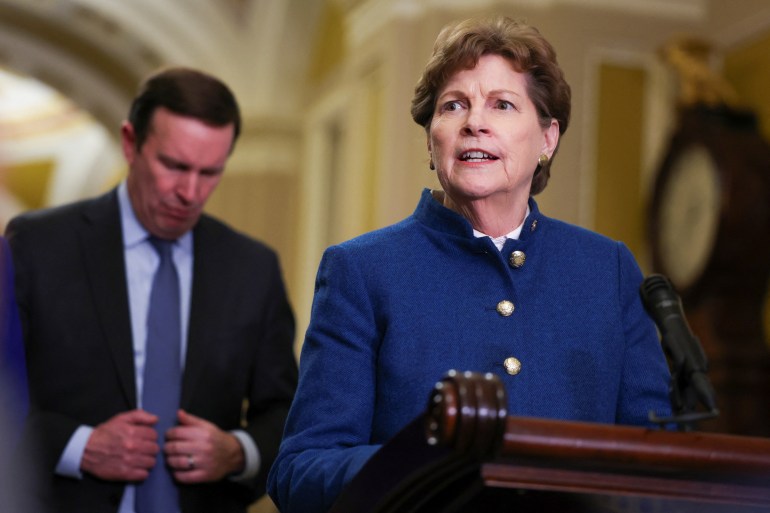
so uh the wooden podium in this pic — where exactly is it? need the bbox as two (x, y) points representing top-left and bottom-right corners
(330, 371), (770, 513)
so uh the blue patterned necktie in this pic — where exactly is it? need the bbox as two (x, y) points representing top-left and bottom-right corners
(136, 237), (181, 513)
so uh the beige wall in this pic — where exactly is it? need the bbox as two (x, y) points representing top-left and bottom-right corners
(725, 31), (770, 140)
(594, 64), (647, 261)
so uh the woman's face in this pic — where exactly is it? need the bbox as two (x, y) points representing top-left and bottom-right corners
(429, 54), (559, 207)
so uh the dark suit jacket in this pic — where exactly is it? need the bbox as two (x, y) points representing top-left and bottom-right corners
(6, 189), (298, 513)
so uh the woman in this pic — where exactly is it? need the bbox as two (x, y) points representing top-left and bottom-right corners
(268, 15), (671, 513)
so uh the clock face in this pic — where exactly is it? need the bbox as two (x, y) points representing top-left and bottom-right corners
(657, 144), (721, 291)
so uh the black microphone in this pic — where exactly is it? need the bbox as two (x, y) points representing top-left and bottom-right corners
(640, 274), (717, 413)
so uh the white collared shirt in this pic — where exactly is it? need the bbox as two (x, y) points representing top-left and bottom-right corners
(472, 205), (530, 250)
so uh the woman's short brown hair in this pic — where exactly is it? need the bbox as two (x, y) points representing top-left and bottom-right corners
(411, 15), (571, 195)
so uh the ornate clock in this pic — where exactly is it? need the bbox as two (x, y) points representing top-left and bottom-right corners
(653, 142), (721, 293)
(648, 106), (770, 303)
(648, 104), (770, 436)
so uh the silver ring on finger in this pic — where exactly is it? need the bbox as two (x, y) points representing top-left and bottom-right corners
(187, 454), (195, 470)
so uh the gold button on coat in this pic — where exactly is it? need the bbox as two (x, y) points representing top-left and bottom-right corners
(509, 250), (526, 268)
(496, 300), (514, 317)
(504, 356), (522, 375)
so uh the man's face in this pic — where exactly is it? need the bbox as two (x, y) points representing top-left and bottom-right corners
(122, 107), (235, 239)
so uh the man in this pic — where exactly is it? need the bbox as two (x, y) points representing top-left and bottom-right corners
(6, 67), (298, 513)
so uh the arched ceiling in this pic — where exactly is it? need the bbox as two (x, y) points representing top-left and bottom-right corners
(0, 0), (325, 129)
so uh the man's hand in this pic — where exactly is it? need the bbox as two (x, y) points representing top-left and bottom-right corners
(164, 410), (245, 483)
(81, 409), (159, 481)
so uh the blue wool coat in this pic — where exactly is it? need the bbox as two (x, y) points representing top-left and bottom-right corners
(268, 189), (672, 513)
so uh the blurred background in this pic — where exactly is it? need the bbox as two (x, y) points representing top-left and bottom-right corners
(2, 1), (770, 509)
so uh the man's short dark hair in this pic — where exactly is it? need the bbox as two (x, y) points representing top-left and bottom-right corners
(127, 67), (241, 150)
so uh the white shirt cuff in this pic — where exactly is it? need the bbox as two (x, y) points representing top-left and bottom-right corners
(55, 425), (94, 478)
(229, 430), (260, 482)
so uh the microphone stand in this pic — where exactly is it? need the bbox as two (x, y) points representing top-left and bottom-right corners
(641, 274), (719, 431)
(648, 334), (719, 431)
